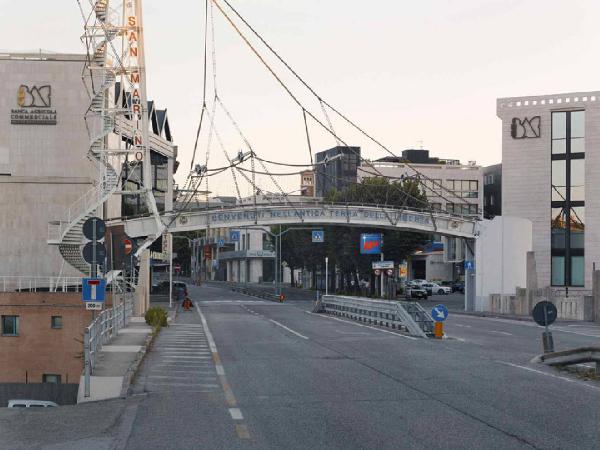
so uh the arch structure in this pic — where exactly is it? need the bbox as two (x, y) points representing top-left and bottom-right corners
(123, 202), (478, 239)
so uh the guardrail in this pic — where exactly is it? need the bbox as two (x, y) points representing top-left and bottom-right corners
(229, 284), (285, 302)
(0, 276), (83, 293)
(538, 347), (600, 375)
(83, 294), (134, 397)
(317, 295), (434, 338)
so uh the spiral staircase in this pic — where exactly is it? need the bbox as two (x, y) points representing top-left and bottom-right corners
(48, 1), (120, 278)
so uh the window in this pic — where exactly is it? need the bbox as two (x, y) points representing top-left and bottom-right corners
(551, 110), (585, 286)
(430, 203), (442, 211)
(2, 315), (18, 336)
(51, 316), (63, 329)
(42, 374), (61, 384)
(484, 174), (494, 185)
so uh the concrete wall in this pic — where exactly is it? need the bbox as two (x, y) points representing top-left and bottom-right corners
(0, 54), (93, 277)
(497, 92), (600, 290)
(475, 216), (532, 311)
(0, 292), (111, 383)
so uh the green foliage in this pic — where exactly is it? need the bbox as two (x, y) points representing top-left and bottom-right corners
(145, 307), (168, 329)
(280, 177), (431, 290)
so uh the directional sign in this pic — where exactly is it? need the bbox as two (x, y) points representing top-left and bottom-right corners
(85, 302), (103, 311)
(82, 242), (107, 264)
(532, 301), (557, 326)
(82, 278), (106, 302)
(82, 217), (106, 241)
(312, 230), (324, 243)
(431, 304), (449, 322)
(464, 261), (475, 271)
(230, 230), (240, 242)
(372, 261), (394, 270)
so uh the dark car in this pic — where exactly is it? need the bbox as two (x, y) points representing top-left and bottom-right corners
(452, 281), (465, 293)
(405, 286), (428, 300)
(152, 281), (187, 298)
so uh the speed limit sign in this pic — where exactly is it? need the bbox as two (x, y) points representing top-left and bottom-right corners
(386, 269), (394, 276)
(374, 269), (381, 276)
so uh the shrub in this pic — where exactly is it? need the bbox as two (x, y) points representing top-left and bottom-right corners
(145, 307), (168, 329)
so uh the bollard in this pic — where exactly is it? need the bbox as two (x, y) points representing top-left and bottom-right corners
(84, 327), (91, 397)
(542, 331), (555, 353)
(434, 322), (444, 339)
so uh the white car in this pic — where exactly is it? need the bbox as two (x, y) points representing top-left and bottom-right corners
(422, 283), (452, 295)
(8, 399), (58, 408)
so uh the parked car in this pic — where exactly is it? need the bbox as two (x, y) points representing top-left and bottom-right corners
(8, 400), (58, 408)
(452, 281), (465, 293)
(409, 279), (428, 287)
(405, 286), (428, 300)
(422, 282), (452, 295)
(151, 281), (187, 298)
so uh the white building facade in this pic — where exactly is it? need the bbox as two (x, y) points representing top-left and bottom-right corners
(497, 91), (600, 292)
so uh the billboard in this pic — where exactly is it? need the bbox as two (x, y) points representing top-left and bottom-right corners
(360, 233), (382, 254)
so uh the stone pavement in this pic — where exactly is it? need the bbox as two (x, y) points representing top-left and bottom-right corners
(77, 303), (177, 403)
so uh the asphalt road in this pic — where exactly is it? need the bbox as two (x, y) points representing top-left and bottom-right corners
(4, 283), (600, 449)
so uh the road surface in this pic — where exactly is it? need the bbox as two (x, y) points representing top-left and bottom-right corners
(4, 283), (600, 449)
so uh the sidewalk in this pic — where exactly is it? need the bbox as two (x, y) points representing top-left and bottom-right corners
(77, 303), (177, 403)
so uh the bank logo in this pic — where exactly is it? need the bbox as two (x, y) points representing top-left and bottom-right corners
(511, 116), (540, 139)
(17, 85), (52, 108)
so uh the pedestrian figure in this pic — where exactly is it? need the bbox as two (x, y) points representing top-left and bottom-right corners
(182, 296), (193, 311)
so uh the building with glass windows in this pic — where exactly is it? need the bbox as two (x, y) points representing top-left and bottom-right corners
(497, 92), (598, 290)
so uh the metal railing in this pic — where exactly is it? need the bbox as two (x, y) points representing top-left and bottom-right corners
(0, 276), (83, 293)
(318, 295), (434, 338)
(83, 294), (134, 397)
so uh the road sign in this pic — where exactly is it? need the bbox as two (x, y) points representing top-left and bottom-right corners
(464, 261), (475, 270)
(123, 239), (134, 255)
(386, 269), (394, 276)
(82, 278), (106, 302)
(312, 230), (324, 243)
(82, 242), (107, 264)
(82, 217), (106, 241)
(372, 261), (394, 270)
(217, 239), (225, 247)
(532, 301), (557, 326)
(374, 269), (381, 276)
(85, 302), (103, 311)
(360, 233), (382, 254)
(431, 304), (449, 322)
(230, 230), (240, 242)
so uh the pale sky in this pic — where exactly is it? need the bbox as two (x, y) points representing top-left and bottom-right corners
(2, 0), (600, 195)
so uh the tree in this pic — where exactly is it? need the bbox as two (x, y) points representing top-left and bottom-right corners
(281, 177), (431, 293)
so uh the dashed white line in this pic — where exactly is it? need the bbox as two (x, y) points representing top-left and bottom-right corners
(489, 330), (513, 336)
(229, 408), (244, 420)
(268, 319), (309, 340)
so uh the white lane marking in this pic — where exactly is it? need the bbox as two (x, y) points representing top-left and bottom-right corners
(161, 356), (211, 359)
(268, 319), (309, 340)
(305, 311), (418, 340)
(496, 361), (600, 393)
(489, 330), (513, 336)
(458, 315), (600, 338)
(216, 365), (225, 375)
(229, 408), (244, 420)
(453, 324), (471, 328)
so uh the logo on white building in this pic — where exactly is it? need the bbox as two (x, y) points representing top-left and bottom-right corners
(511, 116), (540, 139)
(11, 84), (57, 125)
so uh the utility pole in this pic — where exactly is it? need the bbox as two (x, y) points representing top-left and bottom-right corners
(168, 233), (173, 309)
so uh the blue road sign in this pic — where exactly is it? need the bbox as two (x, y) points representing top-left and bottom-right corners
(431, 304), (449, 322)
(82, 278), (106, 302)
(312, 230), (324, 243)
(230, 231), (240, 242)
(360, 233), (383, 254)
(217, 239), (225, 247)
(464, 261), (475, 270)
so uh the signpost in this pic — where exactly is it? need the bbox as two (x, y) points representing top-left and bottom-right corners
(230, 230), (240, 242)
(431, 304), (448, 339)
(532, 301), (557, 353)
(360, 233), (382, 254)
(372, 261), (394, 270)
(312, 230), (324, 243)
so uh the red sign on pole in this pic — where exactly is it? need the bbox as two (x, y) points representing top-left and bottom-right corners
(123, 239), (133, 255)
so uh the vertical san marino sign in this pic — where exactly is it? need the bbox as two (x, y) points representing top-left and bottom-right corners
(11, 85), (57, 125)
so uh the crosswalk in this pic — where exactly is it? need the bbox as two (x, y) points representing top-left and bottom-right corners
(142, 323), (220, 393)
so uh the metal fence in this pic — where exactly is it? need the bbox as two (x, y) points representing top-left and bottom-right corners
(83, 294), (134, 397)
(318, 295), (434, 338)
(0, 276), (82, 293)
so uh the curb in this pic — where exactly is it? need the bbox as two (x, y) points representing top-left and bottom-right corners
(119, 328), (156, 399)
